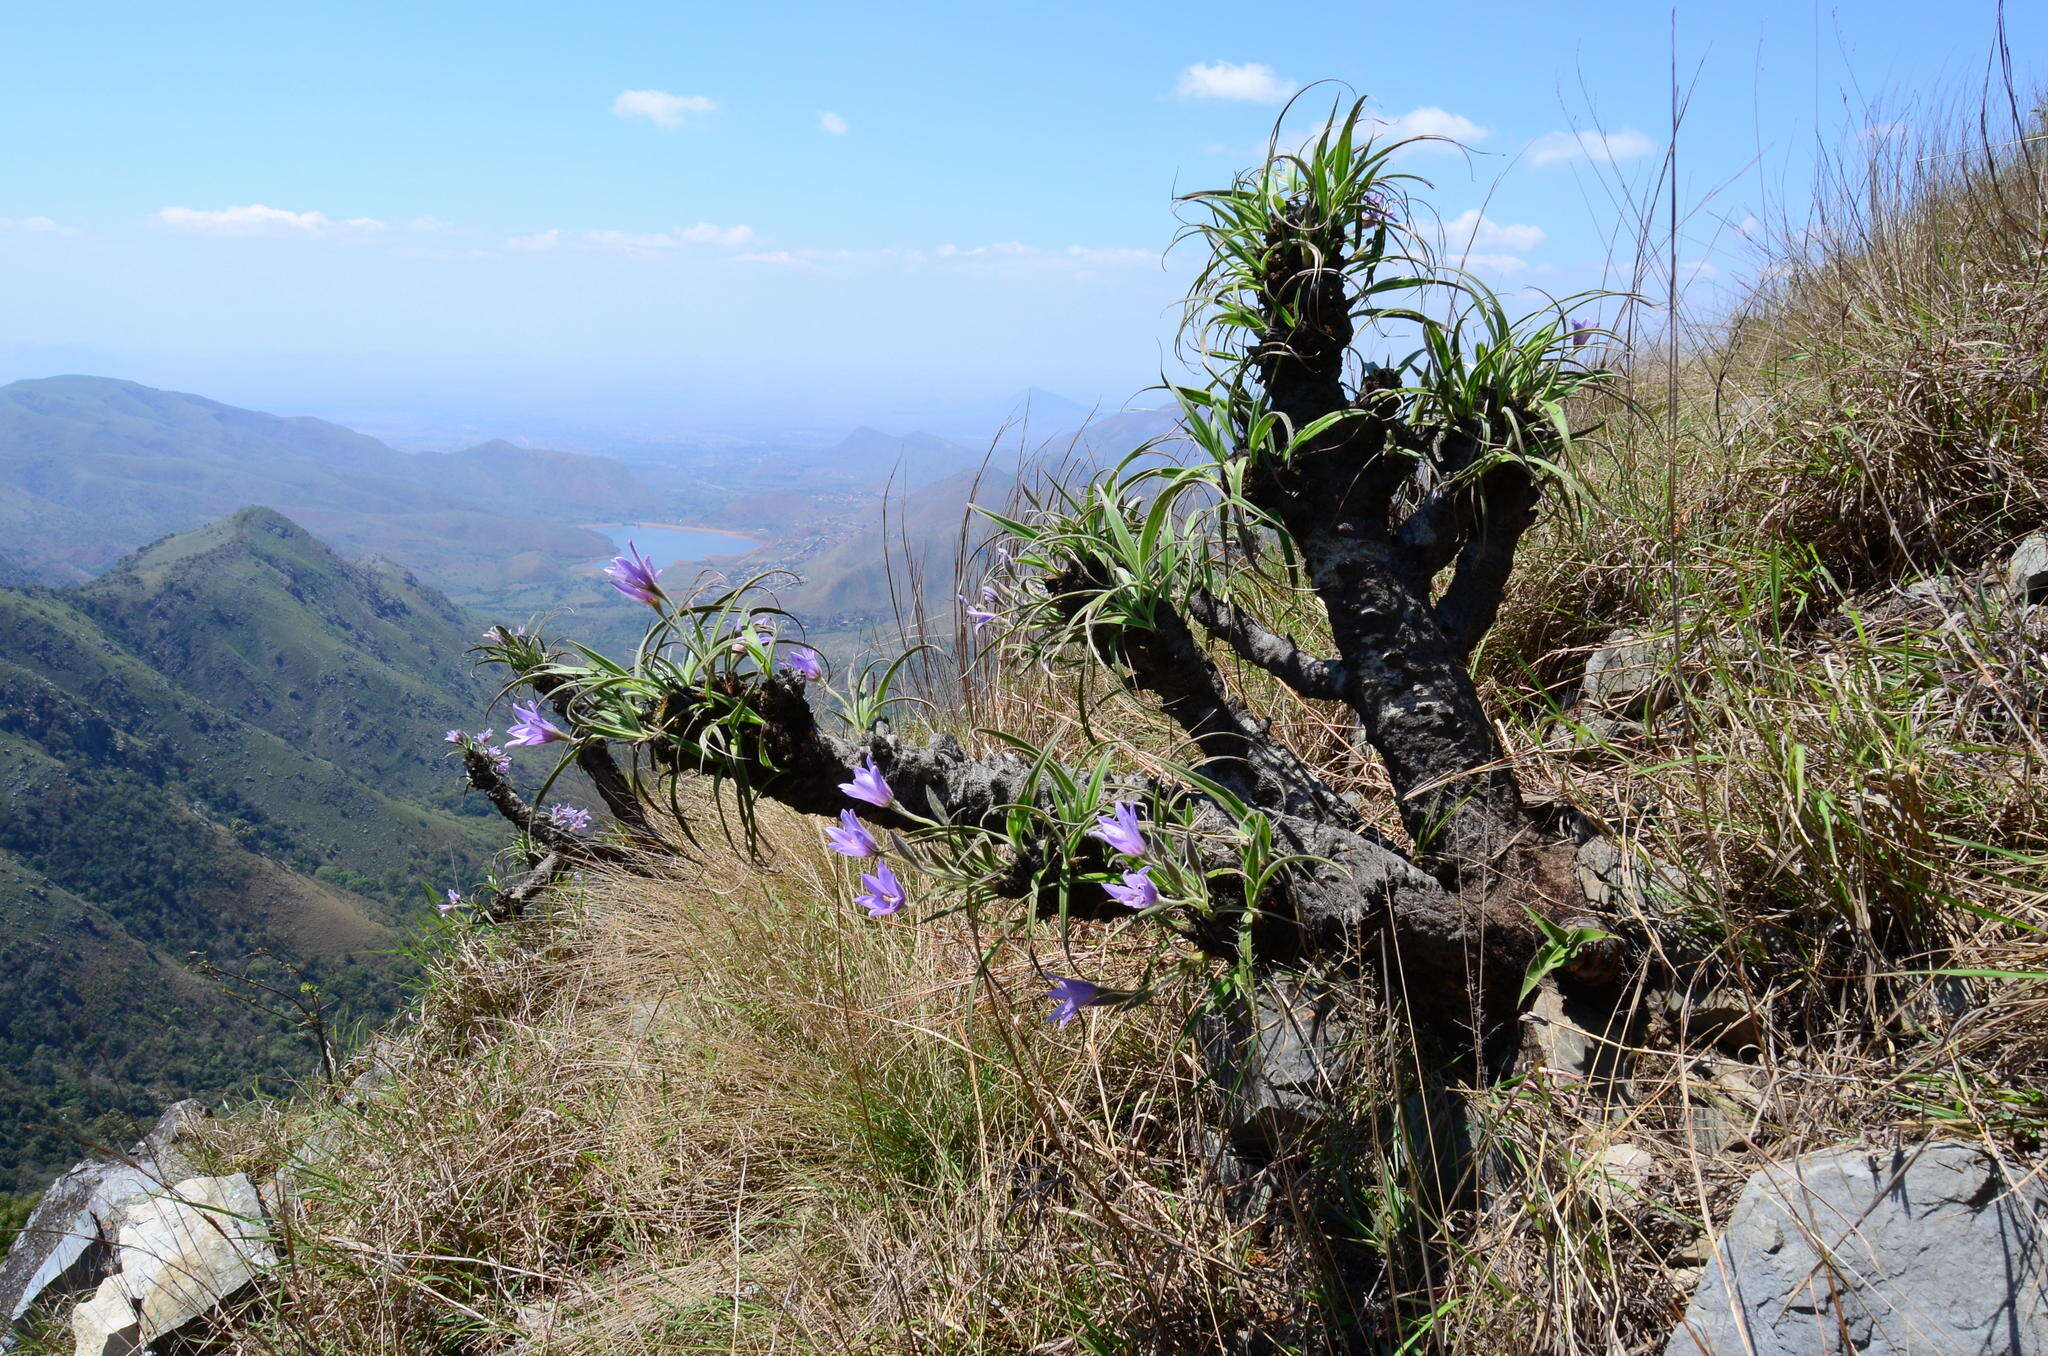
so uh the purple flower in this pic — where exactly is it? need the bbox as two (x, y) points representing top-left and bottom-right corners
(1088, 801), (1147, 857)
(604, 542), (665, 606)
(488, 748), (512, 776)
(444, 729), (465, 744)
(958, 594), (998, 632)
(1569, 319), (1598, 349)
(505, 701), (568, 747)
(439, 889), (463, 915)
(854, 862), (907, 917)
(781, 645), (823, 681)
(547, 804), (593, 834)
(1103, 866), (1159, 911)
(826, 808), (879, 858)
(840, 756), (894, 808)
(981, 584), (999, 603)
(1046, 976), (1101, 1027)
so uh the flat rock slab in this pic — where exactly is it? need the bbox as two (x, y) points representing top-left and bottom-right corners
(112, 1173), (275, 1343)
(68, 1277), (139, 1356)
(0, 1101), (208, 1348)
(1667, 1141), (2048, 1354)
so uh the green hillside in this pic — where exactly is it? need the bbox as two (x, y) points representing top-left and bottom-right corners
(0, 376), (623, 590)
(73, 508), (496, 807)
(0, 513), (502, 1188)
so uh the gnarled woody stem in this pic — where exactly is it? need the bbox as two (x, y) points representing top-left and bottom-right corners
(627, 671), (1542, 1041)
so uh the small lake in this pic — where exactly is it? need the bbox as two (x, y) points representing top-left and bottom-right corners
(586, 523), (763, 567)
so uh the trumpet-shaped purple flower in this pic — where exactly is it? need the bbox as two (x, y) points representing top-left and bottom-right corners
(547, 803), (593, 834)
(1569, 318), (1598, 349)
(781, 645), (823, 681)
(854, 862), (907, 917)
(486, 746), (512, 776)
(826, 808), (879, 858)
(604, 542), (665, 606)
(1046, 976), (1101, 1027)
(1088, 801), (1147, 857)
(1103, 866), (1159, 911)
(444, 729), (465, 744)
(506, 701), (568, 747)
(439, 889), (464, 915)
(958, 594), (998, 631)
(840, 756), (894, 808)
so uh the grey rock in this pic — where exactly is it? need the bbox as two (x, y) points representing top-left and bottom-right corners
(1666, 1140), (2048, 1354)
(1576, 836), (1688, 918)
(0, 1101), (209, 1348)
(1903, 574), (1958, 608)
(110, 1172), (274, 1343)
(2008, 535), (2048, 607)
(67, 1277), (139, 1356)
(1685, 1062), (1769, 1154)
(1647, 985), (1763, 1052)
(1524, 985), (1634, 1108)
(1588, 1141), (1655, 1212)
(1568, 714), (1646, 750)
(1198, 974), (1352, 1151)
(1581, 629), (1667, 715)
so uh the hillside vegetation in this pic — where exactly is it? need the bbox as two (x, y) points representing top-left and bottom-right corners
(0, 376), (640, 591)
(101, 101), (2048, 1353)
(0, 510), (501, 1188)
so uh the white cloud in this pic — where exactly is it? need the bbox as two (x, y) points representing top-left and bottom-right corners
(506, 222), (755, 254)
(1440, 209), (1545, 252)
(819, 111), (848, 135)
(1454, 252), (1530, 276)
(0, 215), (73, 234)
(1370, 106), (1490, 147)
(1734, 214), (1763, 239)
(1065, 245), (1154, 266)
(1526, 127), (1657, 168)
(1176, 61), (1294, 104)
(156, 204), (384, 235)
(737, 240), (1152, 273)
(611, 89), (716, 130)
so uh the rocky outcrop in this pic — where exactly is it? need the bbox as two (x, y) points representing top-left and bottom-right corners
(1, 1101), (274, 1354)
(1198, 974), (1354, 1152)
(68, 1173), (274, 1355)
(1666, 1140), (2048, 1354)
(0, 1102), (206, 1349)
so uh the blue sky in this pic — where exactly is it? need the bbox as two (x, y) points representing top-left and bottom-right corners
(1, 1), (2041, 444)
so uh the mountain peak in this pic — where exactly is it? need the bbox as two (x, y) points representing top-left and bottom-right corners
(453, 438), (528, 456)
(225, 504), (314, 538)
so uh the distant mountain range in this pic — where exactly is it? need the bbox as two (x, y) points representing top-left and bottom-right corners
(0, 376), (656, 592)
(777, 405), (1183, 627)
(0, 508), (499, 1188)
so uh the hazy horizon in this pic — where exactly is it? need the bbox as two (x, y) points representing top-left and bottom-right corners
(7, 1), (2044, 448)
